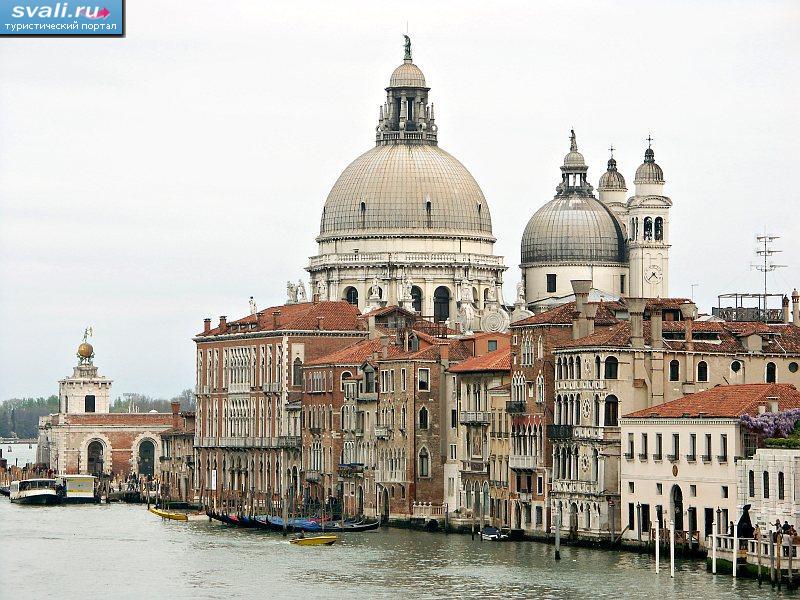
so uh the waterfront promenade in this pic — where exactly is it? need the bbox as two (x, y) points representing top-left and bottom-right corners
(0, 500), (788, 600)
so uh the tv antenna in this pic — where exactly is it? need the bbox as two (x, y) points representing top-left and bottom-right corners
(752, 233), (786, 299)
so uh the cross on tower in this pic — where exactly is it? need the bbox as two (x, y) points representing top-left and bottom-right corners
(646, 134), (654, 148)
(608, 144), (615, 158)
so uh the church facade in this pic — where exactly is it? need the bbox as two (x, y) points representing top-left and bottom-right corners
(306, 38), (509, 334)
(520, 132), (672, 307)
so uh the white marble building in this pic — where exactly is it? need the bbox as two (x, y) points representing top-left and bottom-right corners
(520, 133), (672, 307)
(306, 39), (508, 332)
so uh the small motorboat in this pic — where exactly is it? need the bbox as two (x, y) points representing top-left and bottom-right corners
(290, 534), (338, 546)
(148, 507), (189, 521)
(480, 526), (509, 541)
(0, 486), (10, 497)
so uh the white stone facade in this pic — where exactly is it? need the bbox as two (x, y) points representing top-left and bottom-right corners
(737, 448), (800, 530)
(620, 417), (745, 547)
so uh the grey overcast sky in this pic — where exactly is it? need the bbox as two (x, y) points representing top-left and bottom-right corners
(1, 1), (798, 400)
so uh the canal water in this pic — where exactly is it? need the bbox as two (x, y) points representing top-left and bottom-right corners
(0, 500), (791, 599)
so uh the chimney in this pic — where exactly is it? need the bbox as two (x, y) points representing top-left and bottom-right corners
(571, 280), (592, 338)
(651, 306), (663, 350)
(272, 310), (281, 329)
(203, 318), (211, 334)
(758, 403), (767, 415)
(768, 397), (779, 413)
(380, 336), (389, 358)
(171, 401), (180, 429)
(584, 303), (598, 336)
(679, 302), (697, 351)
(440, 343), (450, 362)
(783, 295), (790, 323)
(316, 316), (324, 331)
(628, 298), (645, 349)
(793, 289), (799, 325)
(219, 316), (228, 333)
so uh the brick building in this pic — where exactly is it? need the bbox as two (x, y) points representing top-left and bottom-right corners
(193, 300), (366, 509)
(159, 402), (196, 502)
(38, 339), (172, 478)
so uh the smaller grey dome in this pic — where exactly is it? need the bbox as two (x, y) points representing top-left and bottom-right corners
(599, 157), (627, 190)
(390, 61), (426, 88)
(634, 147), (664, 184)
(521, 195), (627, 265)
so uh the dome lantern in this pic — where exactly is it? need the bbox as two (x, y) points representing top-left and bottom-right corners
(376, 36), (437, 146)
(634, 136), (665, 185)
(557, 130), (592, 195)
(598, 146), (627, 191)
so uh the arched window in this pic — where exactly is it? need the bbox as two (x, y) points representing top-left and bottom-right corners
(604, 395), (619, 427)
(654, 217), (664, 241)
(418, 406), (429, 430)
(604, 356), (619, 380)
(697, 361), (708, 382)
(411, 286), (423, 312)
(538, 336), (544, 358)
(779, 472), (785, 500)
(669, 360), (680, 382)
(763, 471), (770, 499)
(340, 371), (352, 391)
(643, 217), (653, 240)
(593, 395), (600, 426)
(748, 470), (755, 497)
(292, 358), (303, 386)
(576, 357), (582, 380)
(433, 286), (450, 322)
(344, 286), (358, 306)
(595, 356), (602, 379)
(766, 362), (777, 383)
(419, 447), (430, 477)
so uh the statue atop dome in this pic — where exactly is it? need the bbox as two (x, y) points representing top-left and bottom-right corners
(77, 326), (94, 365)
(403, 34), (412, 61)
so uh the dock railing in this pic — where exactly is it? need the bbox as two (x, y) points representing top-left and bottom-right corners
(411, 502), (448, 519)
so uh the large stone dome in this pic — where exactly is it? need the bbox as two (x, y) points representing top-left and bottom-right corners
(521, 195), (627, 265)
(318, 143), (494, 241)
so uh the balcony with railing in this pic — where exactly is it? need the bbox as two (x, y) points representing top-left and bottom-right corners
(505, 400), (526, 414)
(551, 478), (602, 495)
(277, 435), (301, 449)
(459, 411), (491, 425)
(509, 454), (537, 470)
(460, 459), (488, 474)
(547, 424), (574, 440)
(262, 381), (281, 393)
(358, 391), (378, 403)
(375, 426), (389, 439)
(304, 470), (321, 483)
(338, 463), (365, 477)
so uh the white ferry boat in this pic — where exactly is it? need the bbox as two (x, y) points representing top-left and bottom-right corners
(9, 479), (60, 505)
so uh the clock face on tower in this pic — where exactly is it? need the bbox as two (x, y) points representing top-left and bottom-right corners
(645, 264), (663, 283)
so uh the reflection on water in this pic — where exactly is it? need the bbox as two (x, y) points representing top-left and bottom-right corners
(0, 501), (789, 599)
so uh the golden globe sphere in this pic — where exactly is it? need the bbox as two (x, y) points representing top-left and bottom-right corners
(77, 342), (94, 359)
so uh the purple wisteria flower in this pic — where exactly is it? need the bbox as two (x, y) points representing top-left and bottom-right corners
(740, 408), (800, 438)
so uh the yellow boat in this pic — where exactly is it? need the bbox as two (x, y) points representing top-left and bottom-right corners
(289, 534), (338, 546)
(148, 507), (189, 521)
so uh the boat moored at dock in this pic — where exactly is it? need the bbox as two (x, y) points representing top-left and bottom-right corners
(9, 479), (60, 505)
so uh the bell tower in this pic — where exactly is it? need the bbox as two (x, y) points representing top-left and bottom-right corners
(627, 138), (672, 298)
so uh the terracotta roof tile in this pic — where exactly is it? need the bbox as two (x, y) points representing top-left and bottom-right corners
(305, 338), (404, 366)
(199, 301), (363, 337)
(449, 348), (511, 373)
(623, 383), (800, 419)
